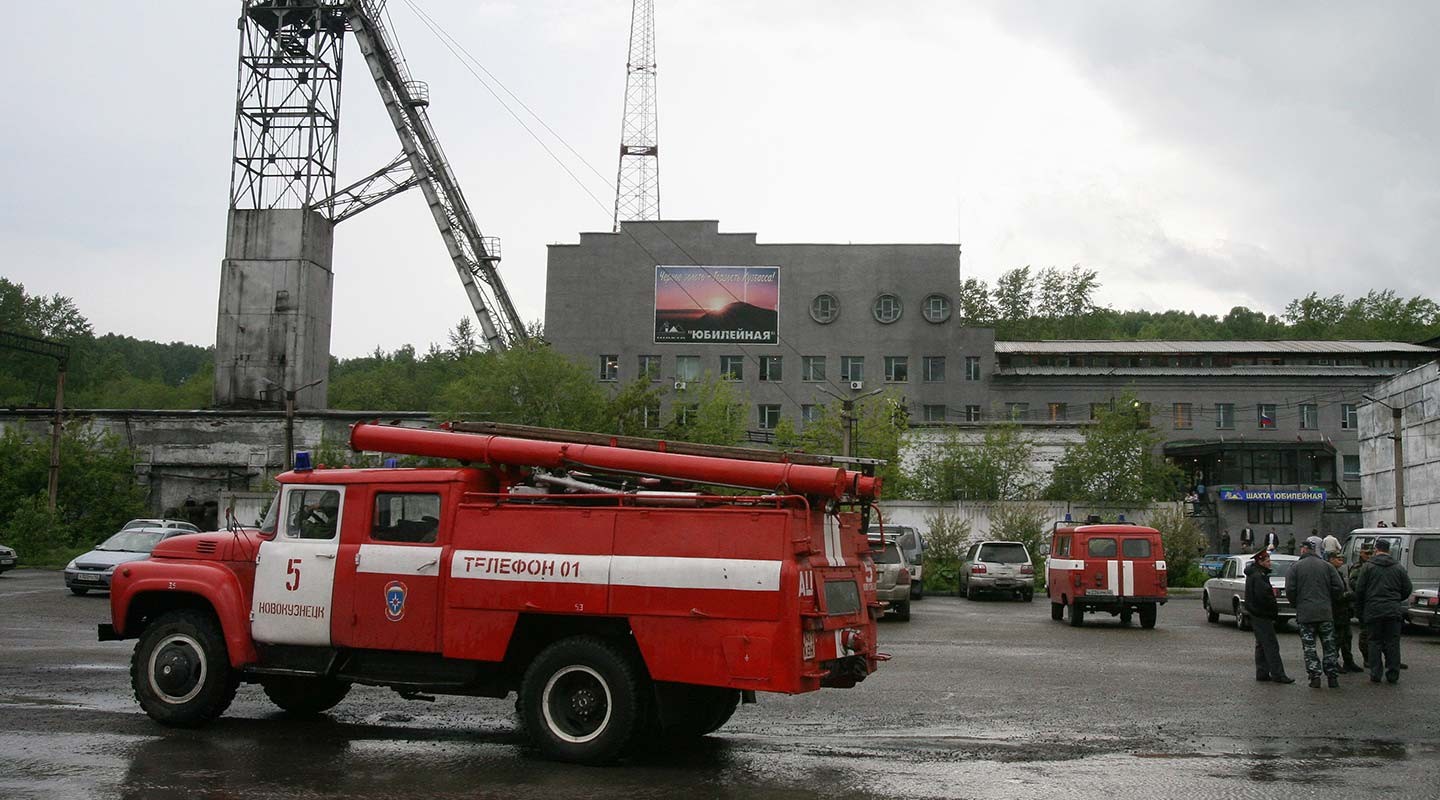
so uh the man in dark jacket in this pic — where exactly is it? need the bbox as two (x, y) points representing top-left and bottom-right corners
(1349, 545), (1374, 666)
(1354, 538), (1414, 684)
(1327, 550), (1364, 672)
(1285, 536), (1344, 688)
(1245, 550), (1294, 683)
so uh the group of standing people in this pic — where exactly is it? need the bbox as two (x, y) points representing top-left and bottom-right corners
(1247, 535), (1414, 687)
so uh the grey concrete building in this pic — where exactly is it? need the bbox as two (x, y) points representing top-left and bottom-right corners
(545, 221), (994, 433)
(1360, 360), (1440, 527)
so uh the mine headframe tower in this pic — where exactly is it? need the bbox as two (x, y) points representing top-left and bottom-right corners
(612, 0), (660, 231)
(217, 0), (524, 410)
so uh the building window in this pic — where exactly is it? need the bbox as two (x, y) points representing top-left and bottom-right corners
(720, 355), (744, 381)
(1341, 403), (1357, 430)
(1299, 403), (1318, 430)
(1047, 403), (1067, 421)
(641, 400), (662, 430)
(884, 356), (908, 382)
(1004, 402), (1029, 420)
(810, 293), (839, 324)
(758, 404), (781, 430)
(675, 355), (701, 382)
(1090, 403), (1106, 421)
(598, 354), (619, 382)
(1216, 402), (1235, 430)
(923, 356), (945, 382)
(923, 404), (946, 422)
(872, 294), (902, 324)
(1343, 454), (1360, 481)
(964, 405), (982, 422)
(759, 355), (782, 382)
(802, 356), (826, 382)
(923, 294), (952, 324)
(1174, 402), (1193, 430)
(841, 356), (865, 383)
(1135, 402), (1152, 427)
(1247, 502), (1294, 525)
(965, 356), (982, 381)
(674, 403), (698, 427)
(1258, 403), (1277, 429)
(801, 404), (822, 427)
(638, 355), (661, 381)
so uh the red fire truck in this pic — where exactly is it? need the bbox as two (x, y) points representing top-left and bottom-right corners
(1046, 518), (1167, 628)
(100, 422), (883, 763)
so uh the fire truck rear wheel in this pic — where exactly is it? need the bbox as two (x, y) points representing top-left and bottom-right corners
(1067, 602), (1085, 627)
(521, 636), (644, 764)
(1050, 601), (1064, 620)
(131, 609), (238, 728)
(261, 676), (351, 716)
(1139, 603), (1158, 629)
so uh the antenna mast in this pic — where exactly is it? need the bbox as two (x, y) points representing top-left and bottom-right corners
(613, 0), (660, 231)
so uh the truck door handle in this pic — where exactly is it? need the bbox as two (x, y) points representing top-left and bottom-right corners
(417, 559), (438, 573)
(316, 552), (336, 560)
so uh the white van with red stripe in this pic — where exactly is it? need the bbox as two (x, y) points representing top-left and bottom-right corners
(102, 423), (882, 764)
(1047, 521), (1167, 629)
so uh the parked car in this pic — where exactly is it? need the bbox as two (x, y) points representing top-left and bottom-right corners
(122, 518), (201, 533)
(1202, 553), (1300, 630)
(1405, 589), (1439, 630)
(866, 524), (926, 599)
(0, 543), (16, 574)
(868, 537), (912, 621)
(1198, 553), (1230, 577)
(64, 527), (192, 595)
(960, 540), (1035, 602)
(1340, 528), (1440, 593)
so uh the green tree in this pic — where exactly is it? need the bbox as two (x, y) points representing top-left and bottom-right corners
(902, 423), (1040, 501)
(992, 266), (1035, 329)
(0, 422), (146, 558)
(957, 277), (997, 323)
(919, 507), (972, 594)
(989, 502), (1050, 585)
(434, 338), (608, 429)
(1045, 391), (1182, 505)
(798, 390), (908, 492)
(447, 317), (478, 359)
(664, 374), (747, 446)
(606, 377), (666, 437)
(1145, 506), (1208, 586)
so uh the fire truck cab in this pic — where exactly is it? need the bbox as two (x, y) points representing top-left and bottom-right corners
(99, 422), (883, 764)
(1046, 519), (1167, 628)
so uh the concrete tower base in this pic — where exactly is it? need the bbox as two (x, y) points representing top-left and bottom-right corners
(214, 209), (334, 410)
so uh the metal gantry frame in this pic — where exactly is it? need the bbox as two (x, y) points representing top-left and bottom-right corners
(613, 0), (661, 231)
(228, 0), (525, 351)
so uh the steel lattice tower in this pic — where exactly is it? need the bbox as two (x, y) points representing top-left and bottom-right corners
(613, 0), (660, 231)
(230, 1), (347, 210)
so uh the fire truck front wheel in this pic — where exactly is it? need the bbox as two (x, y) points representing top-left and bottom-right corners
(521, 636), (644, 764)
(130, 609), (238, 727)
(261, 676), (351, 716)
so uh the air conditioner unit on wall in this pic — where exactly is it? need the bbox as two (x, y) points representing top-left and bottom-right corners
(673, 381), (687, 390)
(849, 381), (864, 391)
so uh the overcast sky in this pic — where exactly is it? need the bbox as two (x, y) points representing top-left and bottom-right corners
(2, 1), (1436, 357)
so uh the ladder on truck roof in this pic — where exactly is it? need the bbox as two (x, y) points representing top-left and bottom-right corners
(345, 0), (526, 351)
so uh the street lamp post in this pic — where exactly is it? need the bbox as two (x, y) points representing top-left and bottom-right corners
(265, 378), (324, 470)
(816, 384), (885, 458)
(1362, 394), (1405, 527)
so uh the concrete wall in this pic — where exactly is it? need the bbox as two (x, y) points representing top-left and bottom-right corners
(545, 220), (993, 428)
(1360, 362), (1440, 527)
(0, 409), (433, 525)
(215, 209), (335, 410)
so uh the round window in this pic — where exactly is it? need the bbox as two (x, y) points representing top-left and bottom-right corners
(923, 293), (952, 324)
(810, 293), (840, 324)
(872, 293), (902, 324)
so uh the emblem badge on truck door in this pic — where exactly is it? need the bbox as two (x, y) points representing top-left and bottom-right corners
(384, 581), (408, 622)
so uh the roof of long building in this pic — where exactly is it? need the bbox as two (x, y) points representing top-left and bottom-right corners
(994, 340), (1438, 354)
(993, 365), (1404, 378)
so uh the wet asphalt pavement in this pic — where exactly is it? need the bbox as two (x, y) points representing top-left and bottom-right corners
(3, 569), (1439, 800)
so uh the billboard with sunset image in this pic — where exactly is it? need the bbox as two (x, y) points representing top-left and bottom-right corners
(654, 266), (780, 344)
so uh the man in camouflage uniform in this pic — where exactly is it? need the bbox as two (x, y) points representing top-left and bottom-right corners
(1328, 550), (1364, 672)
(1349, 545), (1373, 667)
(1286, 536), (1344, 688)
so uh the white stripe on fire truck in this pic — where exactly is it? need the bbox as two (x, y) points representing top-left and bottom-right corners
(1106, 560), (1119, 592)
(357, 544), (442, 575)
(448, 550), (781, 592)
(823, 515), (845, 567)
(1047, 558), (1084, 571)
(1122, 560), (1135, 595)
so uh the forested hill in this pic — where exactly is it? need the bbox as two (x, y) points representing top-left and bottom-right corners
(1, 271), (1437, 411)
